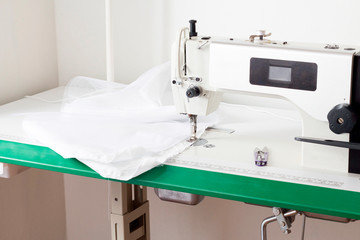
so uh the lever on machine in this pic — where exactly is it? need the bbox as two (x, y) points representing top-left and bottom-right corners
(249, 30), (272, 42)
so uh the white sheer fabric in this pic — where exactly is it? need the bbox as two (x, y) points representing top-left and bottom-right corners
(23, 62), (216, 180)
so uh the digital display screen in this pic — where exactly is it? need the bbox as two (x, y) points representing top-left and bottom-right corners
(268, 66), (292, 82)
(250, 57), (317, 91)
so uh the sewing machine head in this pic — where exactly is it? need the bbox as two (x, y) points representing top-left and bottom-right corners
(171, 20), (360, 175)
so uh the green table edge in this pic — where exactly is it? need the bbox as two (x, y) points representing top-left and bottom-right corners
(1, 139), (359, 220)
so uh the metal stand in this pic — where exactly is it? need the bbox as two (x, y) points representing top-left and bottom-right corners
(110, 182), (150, 240)
(260, 208), (298, 240)
(260, 207), (355, 240)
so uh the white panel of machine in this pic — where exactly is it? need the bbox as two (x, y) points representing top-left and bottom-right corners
(209, 42), (354, 121)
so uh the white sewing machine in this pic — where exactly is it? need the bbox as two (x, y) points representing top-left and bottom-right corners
(170, 20), (360, 177)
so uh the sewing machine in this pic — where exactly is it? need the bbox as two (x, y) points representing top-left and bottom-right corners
(167, 20), (360, 238)
(171, 20), (360, 176)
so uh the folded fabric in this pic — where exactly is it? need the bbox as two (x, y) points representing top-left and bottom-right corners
(23, 62), (216, 180)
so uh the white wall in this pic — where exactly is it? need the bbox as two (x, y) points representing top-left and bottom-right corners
(54, 0), (107, 85)
(63, 175), (111, 240)
(0, 170), (66, 240)
(54, 0), (360, 239)
(0, 0), (58, 104)
(55, 0), (167, 85)
(0, 1), (66, 240)
(111, 1), (167, 84)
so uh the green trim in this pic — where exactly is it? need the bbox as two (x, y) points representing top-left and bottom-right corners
(1, 139), (360, 219)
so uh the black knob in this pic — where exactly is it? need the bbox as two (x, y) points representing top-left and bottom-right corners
(189, 20), (197, 38)
(186, 86), (201, 98)
(327, 103), (358, 134)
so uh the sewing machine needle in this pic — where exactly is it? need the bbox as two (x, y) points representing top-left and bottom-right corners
(188, 114), (198, 142)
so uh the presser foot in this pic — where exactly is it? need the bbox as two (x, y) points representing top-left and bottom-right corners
(188, 114), (198, 142)
(187, 136), (198, 142)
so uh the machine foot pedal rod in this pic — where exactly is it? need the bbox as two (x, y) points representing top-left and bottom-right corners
(260, 207), (298, 240)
